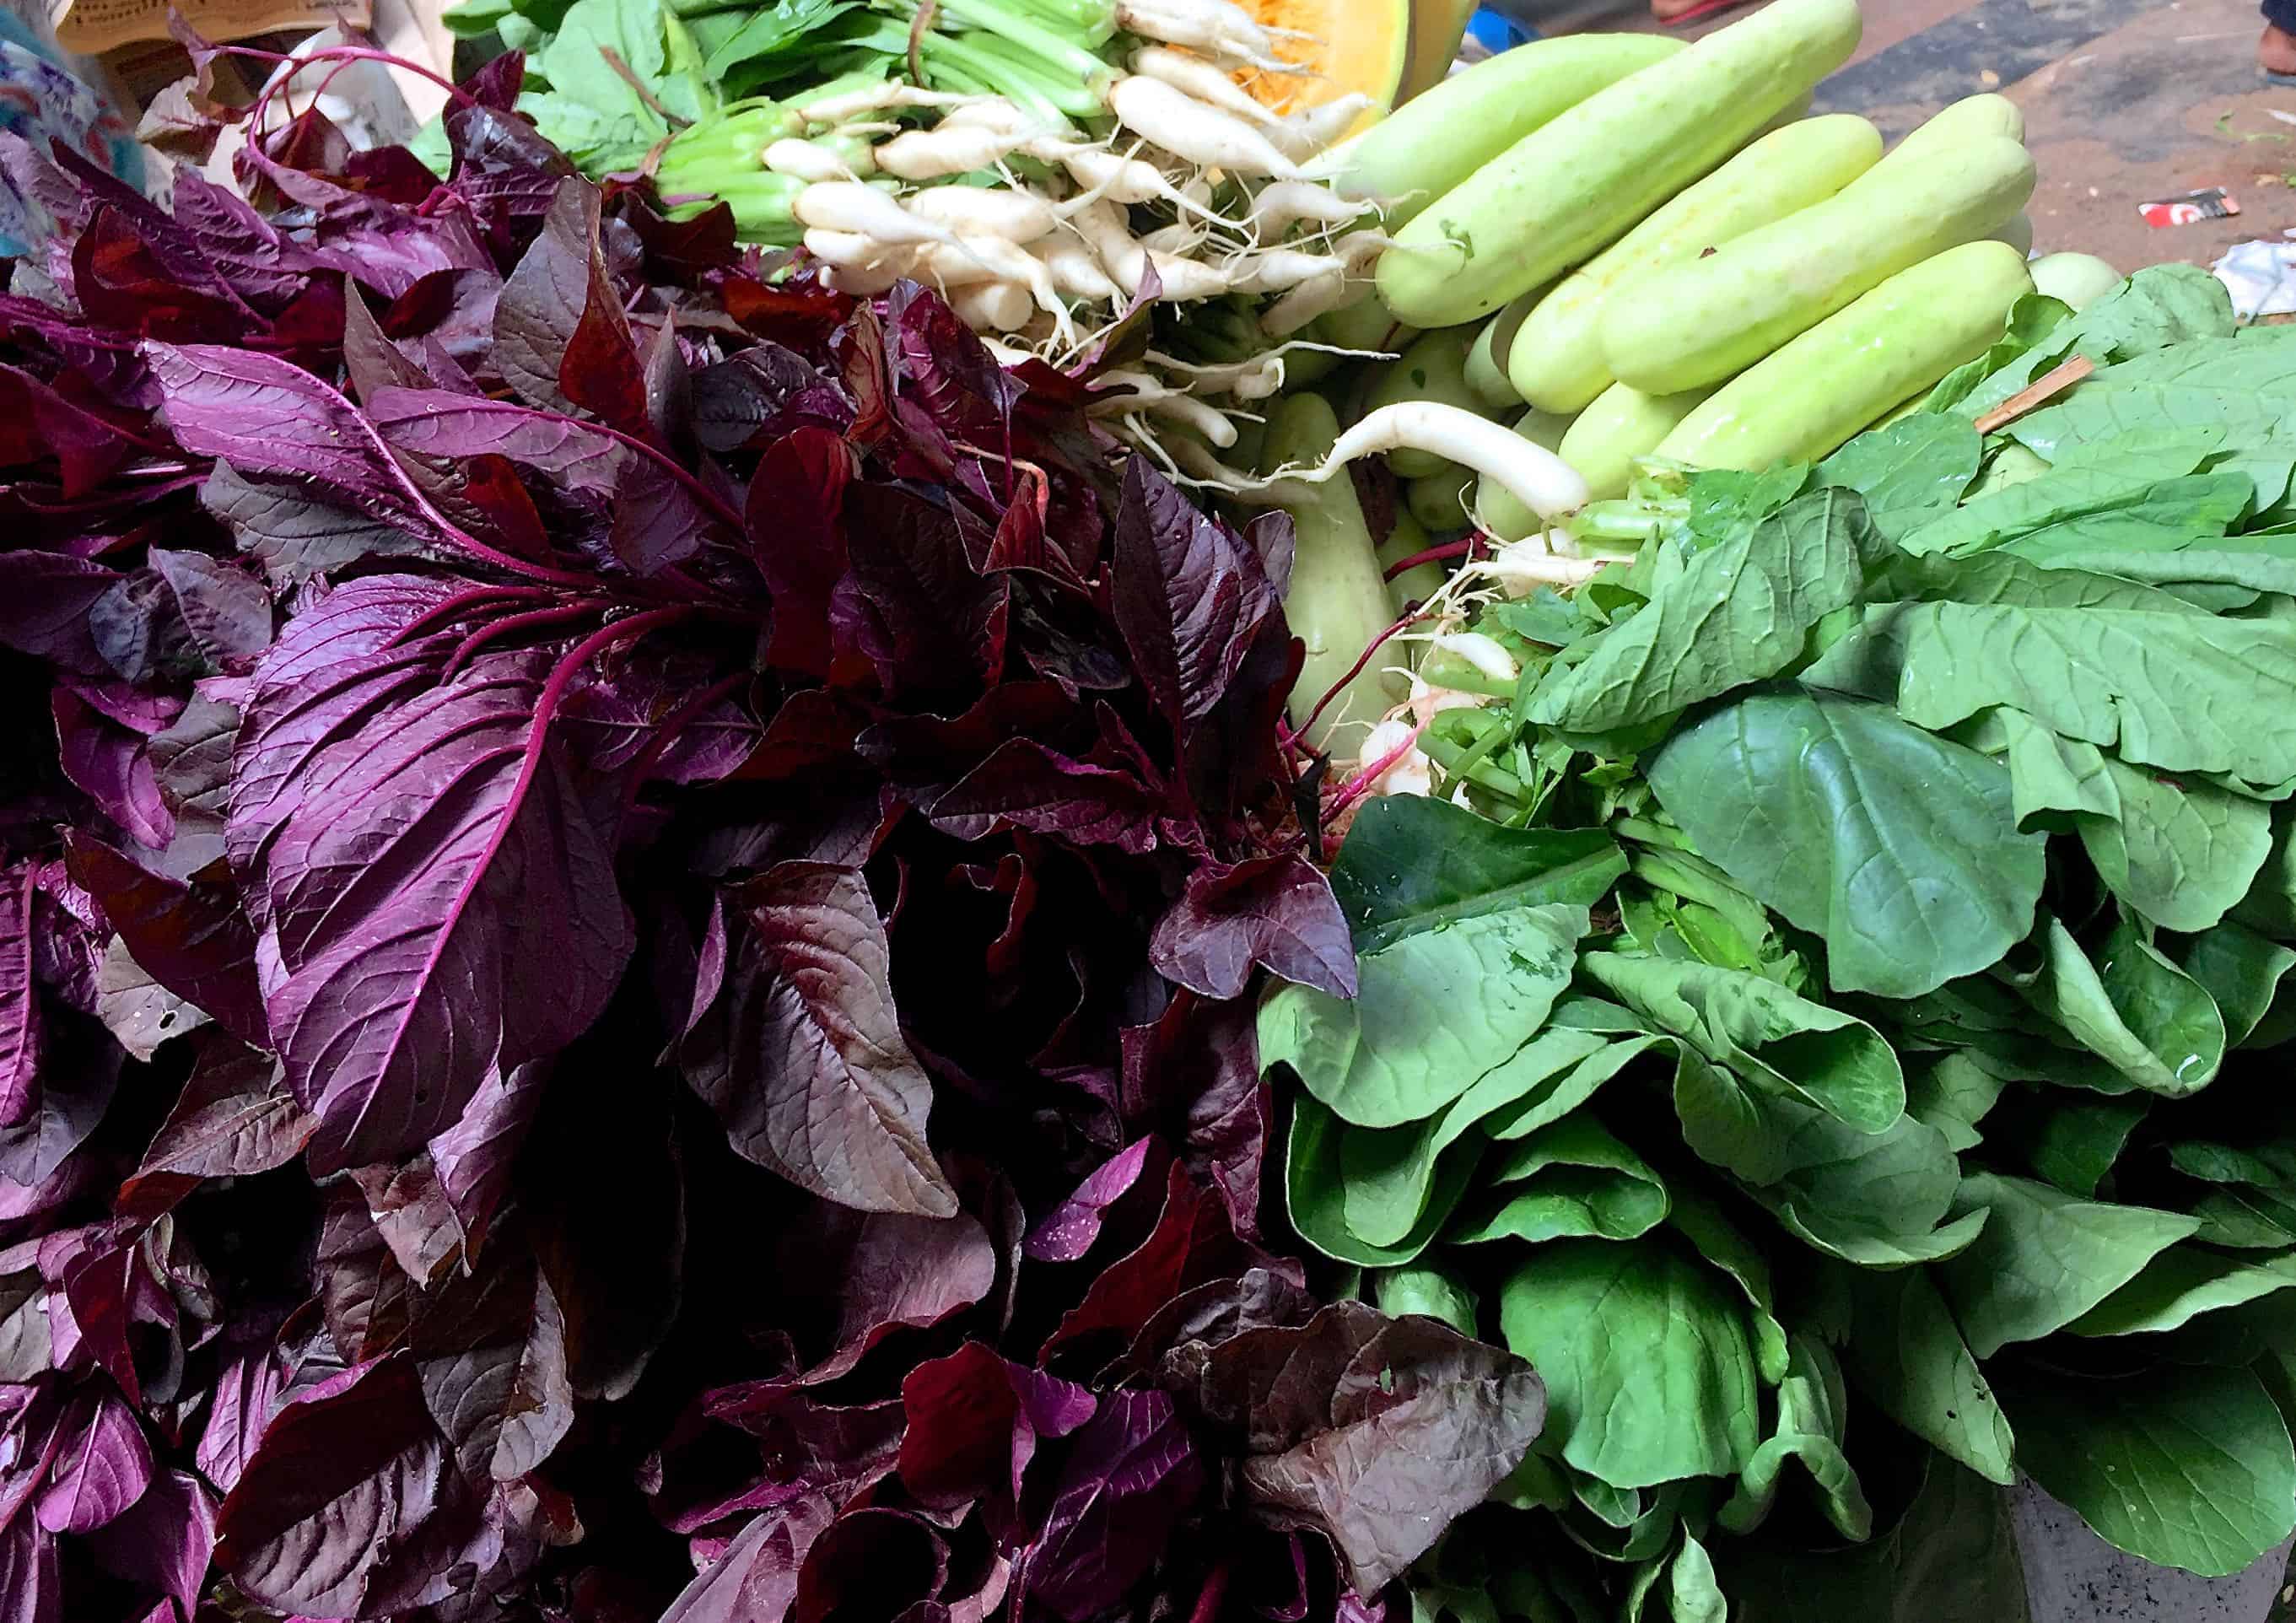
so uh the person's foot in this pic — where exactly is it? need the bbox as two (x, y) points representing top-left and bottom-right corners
(2265, 22), (2296, 77)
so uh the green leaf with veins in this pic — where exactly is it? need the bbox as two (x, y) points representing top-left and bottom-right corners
(1329, 796), (1624, 955)
(1524, 489), (1873, 738)
(1836, 1264), (2016, 1486)
(1448, 1112), (1669, 1245)
(1717, 1335), (1870, 1540)
(1995, 914), (2225, 1097)
(1257, 903), (1586, 1128)
(1499, 1239), (1760, 1491)
(1937, 1172), (2199, 1356)
(1647, 687), (2044, 999)
(1994, 1362), (2296, 1577)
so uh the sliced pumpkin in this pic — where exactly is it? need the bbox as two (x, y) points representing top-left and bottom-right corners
(1232, 0), (1412, 142)
(1396, 0), (1477, 105)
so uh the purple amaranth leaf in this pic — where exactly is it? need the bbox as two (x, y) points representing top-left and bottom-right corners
(141, 342), (456, 550)
(88, 1468), (214, 1623)
(117, 1041), (311, 1216)
(34, 1387), (153, 1534)
(493, 177), (649, 433)
(1111, 458), (1283, 740)
(199, 461), (436, 588)
(838, 483), (1009, 700)
(0, 1512), (57, 1623)
(687, 864), (957, 1217)
(660, 1493), (837, 1623)
(428, 1058), (548, 1261)
(1023, 1139), (1158, 1264)
(145, 687), (240, 881)
(52, 683), (172, 851)
(89, 551), (272, 686)
(0, 362), (143, 497)
(692, 343), (843, 454)
(794, 1506), (951, 1623)
(196, 1341), (289, 1496)
(774, 1203), (995, 1383)
(1148, 855), (1356, 1002)
(746, 426), (850, 679)
(1013, 1389), (1205, 1622)
(1169, 1301), (1547, 1594)
(0, 552), (119, 678)
(410, 1256), (575, 1485)
(0, 868), (38, 1128)
(212, 1353), (474, 1618)
(64, 833), (267, 1048)
(896, 1341), (1095, 1510)
(246, 641), (633, 1172)
(927, 739), (1166, 856)
(364, 387), (720, 574)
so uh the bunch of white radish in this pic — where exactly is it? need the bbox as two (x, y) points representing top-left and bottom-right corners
(753, 0), (1408, 461)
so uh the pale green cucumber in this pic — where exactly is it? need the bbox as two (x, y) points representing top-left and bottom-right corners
(1873, 93), (2024, 174)
(1408, 469), (1472, 533)
(1364, 328), (1486, 478)
(1603, 135), (2035, 395)
(1505, 112), (1883, 413)
(2029, 251), (2121, 310)
(1654, 240), (2036, 472)
(1315, 295), (1417, 356)
(1558, 382), (1716, 500)
(1376, 0), (1862, 327)
(1476, 407), (1577, 542)
(1332, 33), (1686, 224)
(1464, 293), (1542, 409)
(1378, 508), (1448, 613)
(1264, 394), (1404, 754)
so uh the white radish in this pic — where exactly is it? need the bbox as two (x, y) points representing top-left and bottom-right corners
(1276, 94), (1372, 159)
(802, 228), (905, 270)
(906, 245), (1008, 290)
(1070, 200), (1150, 296)
(1226, 247), (1346, 294)
(1144, 391), (1241, 445)
(1140, 221), (1201, 255)
(1261, 270), (1350, 334)
(1428, 631), (1518, 684)
(935, 98), (1045, 134)
(950, 282), (1036, 332)
(1299, 402), (1590, 520)
(906, 186), (1058, 244)
(1242, 180), (1368, 237)
(1146, 251), (1234, 301)
(1131, 46), (1291, 132)
(921, 237), (1076, 341)
(765, 139), (860, 182)
(1043, 143), (1228, 223)
(876, 126), (1035, 181)
(1114, 0), (1302, 73)
(1478, 535), (1611, 595)
(1032, 235), (1122, 303)
(1146, 349), (1285, 399)
(799, 84), (976, 124)
(1107, 76), (1304, 179)
(793, 183), (970, 251)
(827, 258), (913, 295)
(1355, 717), (1432, 797)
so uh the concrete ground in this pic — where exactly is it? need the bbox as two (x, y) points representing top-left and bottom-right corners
(1498, 0), (2296, 273)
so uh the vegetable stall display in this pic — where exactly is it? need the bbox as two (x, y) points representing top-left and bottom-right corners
(0, 0), (2288, 1619)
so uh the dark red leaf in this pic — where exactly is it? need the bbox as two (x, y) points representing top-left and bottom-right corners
(1013, 1389), (1204, 1621)
(495, 178), (649, 433)
(687, 864), (957, 1216)
(896, 1341), (1094, 1509)
(1149, 855), (1356, 1001)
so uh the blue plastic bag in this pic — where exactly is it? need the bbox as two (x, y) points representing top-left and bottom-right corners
(0, 10), (146, 257)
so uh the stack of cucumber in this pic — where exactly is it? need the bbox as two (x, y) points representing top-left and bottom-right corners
(1306, 0), (2091, 542)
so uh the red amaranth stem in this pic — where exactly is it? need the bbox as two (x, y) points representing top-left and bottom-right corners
(219, 42), (488, 133)
(390, 585), (564, 648)
(1382, 535), (1483, 581)
(1278, 607), (1426, 752)
(443, 601), (617, 678)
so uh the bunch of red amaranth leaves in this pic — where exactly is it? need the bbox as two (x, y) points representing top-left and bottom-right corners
(0, 44), (1548, 1623)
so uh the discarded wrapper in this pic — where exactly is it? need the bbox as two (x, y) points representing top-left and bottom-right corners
(2138, 186), (2240, 228)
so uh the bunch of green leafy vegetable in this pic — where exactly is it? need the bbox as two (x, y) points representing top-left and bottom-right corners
(442, 0), (1120, 235)
(1261, 265), (2296, 1620)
